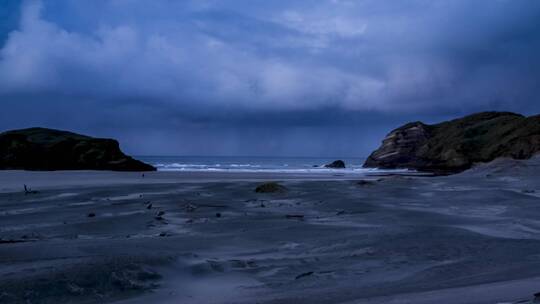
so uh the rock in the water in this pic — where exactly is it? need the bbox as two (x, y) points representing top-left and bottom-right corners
(255, 182), (288, 193)
(325, 160), (346, 168)
(0, 127), (155, 171)
(364, 112), (540, 174)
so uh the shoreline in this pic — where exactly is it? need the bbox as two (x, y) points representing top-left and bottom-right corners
(0, 169), (409, 193)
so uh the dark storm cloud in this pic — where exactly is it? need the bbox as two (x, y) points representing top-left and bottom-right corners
(0, 0), (539, 156)
(0, 0), (21, 44)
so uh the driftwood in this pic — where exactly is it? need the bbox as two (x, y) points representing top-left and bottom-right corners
(23, 184), (39, 194)
(0, 239), (34, 244)
(198, 204), (227, 208)
(295, 271), (314, 280)
(285, 214), (305, 219)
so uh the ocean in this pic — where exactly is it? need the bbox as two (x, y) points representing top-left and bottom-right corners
(136, 156), (406, 174)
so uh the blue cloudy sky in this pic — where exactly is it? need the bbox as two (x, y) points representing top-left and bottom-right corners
(0, 0), (539, 156)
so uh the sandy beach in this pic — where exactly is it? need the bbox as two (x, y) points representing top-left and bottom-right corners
(2, 0), (539, 302)
(2, 158), (540, 304)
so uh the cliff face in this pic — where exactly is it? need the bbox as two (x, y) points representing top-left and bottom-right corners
(363, 122), (431, 169)
(0, 128), (156, 171)
(364, 112), (540, 173)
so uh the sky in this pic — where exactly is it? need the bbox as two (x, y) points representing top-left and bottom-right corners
(0, 0), (539, 157)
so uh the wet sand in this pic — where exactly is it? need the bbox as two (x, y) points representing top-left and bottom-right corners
(1, 157), (540, 303)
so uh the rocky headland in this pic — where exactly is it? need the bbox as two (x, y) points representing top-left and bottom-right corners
(364, 112), (540, 174)
(0, 127), (155, 171)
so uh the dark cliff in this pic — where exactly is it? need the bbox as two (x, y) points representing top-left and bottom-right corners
(364, 112), (540, 174)
(0, 128), (156, 171)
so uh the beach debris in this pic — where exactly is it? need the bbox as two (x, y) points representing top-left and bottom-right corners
(295, 271), (314, 280)
(2, 232), (43, 244)
(109, 266), (161, 291)
(146, 202), (153, 209)
(286, 214), (305, 220)
(336, 210), (346, 216)
(185, 203), (198, 212)
(230, 260), (248, 268)
(23, 184), (39, 194)
(325, 160), (346, 168)
(255, 182), (288, 193)
(87, 213), (96, 218)
(110, 271), (144, 290)
(21, 232), (43, 240)
(245, 198), (269, 208)
(216, 212), (222, 218)
(0, 238), (28, 244)
(159, 232), (172, 237)
(155, 211), (166, 221)
(357, 180), (376, 186)
(67, 283), (85, 295)
(199, 204), (227, 208)
(230, 259), (258, 269)
(207, 260), (225, 272)
(522, 189), (536, 194)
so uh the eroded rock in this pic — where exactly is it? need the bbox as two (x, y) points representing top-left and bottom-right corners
(255, 182), (288, 193)
(0, 127), (155, 171)
(364, 112), (540, 174)
(325, 160), (346, 168)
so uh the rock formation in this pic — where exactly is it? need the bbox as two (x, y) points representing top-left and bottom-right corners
(255, 182), (288, 193)
(364, 112), (540, 174)
(0, 127), (156, 171)
(325, 160), (346, 168)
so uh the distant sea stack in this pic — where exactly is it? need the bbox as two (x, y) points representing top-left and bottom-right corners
(364, 112), (540, 174)
(0, 128), (156, 171)
(325, 160), (346, 168)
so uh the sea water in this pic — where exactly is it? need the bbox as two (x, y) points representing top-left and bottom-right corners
(136, 156), (407, 174)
